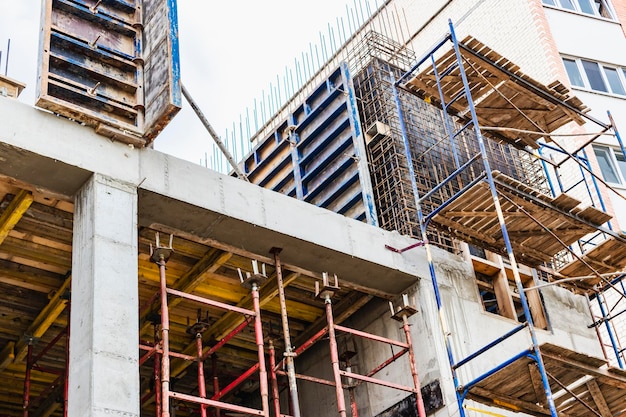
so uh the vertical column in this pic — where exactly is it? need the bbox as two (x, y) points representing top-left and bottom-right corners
(68, 174), (138, 417)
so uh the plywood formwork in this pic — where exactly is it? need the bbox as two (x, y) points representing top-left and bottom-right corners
(465, 343), (626, 417)
(402, 36), (589, 149)
(36, 0), (181, 146)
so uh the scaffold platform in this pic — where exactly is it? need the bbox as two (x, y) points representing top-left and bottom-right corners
(401, 37), (589, 149)
(430, 171), (612, 267)
(464, 343), (626, 417)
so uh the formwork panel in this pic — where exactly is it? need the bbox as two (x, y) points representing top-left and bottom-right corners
(241, 63), (377, 225)
(36, 0), (181, 145)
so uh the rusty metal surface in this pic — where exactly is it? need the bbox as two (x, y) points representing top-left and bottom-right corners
(36, 0), (181, 145)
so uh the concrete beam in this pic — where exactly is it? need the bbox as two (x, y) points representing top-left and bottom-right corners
(0, 98), (424, 296)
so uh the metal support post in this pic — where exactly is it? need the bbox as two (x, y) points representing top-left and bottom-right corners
(317, 273), (347, 417)
(326, 297), (347, 416)
(196, 334), (208, 417)
(271, 248), (301, 417)
(268, 340), (282, 417)
(251, 281), (270, 417)
(402, 314), (426, 417)
(23, 340), (33, 417)
(154, 326), (162, 417)
(151, 233), (174, 417)
(187, 309), (211, 417)
(212, 354), (220, 417)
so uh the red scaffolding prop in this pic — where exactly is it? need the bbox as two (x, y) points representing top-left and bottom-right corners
(148, 234), (271, 417)
(271, 274), (427, 417)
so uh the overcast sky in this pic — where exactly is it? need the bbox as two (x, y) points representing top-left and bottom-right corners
(0, 0), (368, 165)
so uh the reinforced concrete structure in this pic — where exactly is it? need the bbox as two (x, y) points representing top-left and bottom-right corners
(2, 1), (626, 417)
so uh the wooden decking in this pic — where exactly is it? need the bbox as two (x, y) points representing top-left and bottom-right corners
(558, 236), (626, 292)
(430, 171), (612, 267)
(402, 36), (588, 149)
(465, 343), (626, 417)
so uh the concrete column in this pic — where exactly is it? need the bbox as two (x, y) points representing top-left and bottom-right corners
(68, 173), (139, 417)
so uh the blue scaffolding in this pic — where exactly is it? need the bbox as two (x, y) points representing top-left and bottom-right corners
(392, 20), (626, 417)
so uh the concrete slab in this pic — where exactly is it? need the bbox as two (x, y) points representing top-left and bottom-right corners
(0, 98), (424, 296)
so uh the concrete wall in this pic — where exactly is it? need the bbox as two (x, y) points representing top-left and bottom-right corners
(296, 245), (601, 416)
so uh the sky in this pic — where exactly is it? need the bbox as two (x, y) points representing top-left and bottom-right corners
(0, 0), (371, 166)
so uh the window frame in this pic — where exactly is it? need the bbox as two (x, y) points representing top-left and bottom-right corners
(562, 57), (626, 97)
(593, 145), (626, 186)
(543, 0), (615, 19)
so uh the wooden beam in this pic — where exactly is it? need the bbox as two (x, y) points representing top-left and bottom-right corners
(0, 190), (34, 245)
(0, 259), (65, 293)
(3, 274), (71, 368)
(541, 353), (626, 389)
(586, 379), (612, 417)
(528, 362), (547, 406)
(467, 386), (553, 415)
(0, 341), (15, 370)
(486, 252), (517, 321)
(139, 248), (233, 334)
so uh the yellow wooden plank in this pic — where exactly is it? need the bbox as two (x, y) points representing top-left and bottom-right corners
(0, 190), (34, 245)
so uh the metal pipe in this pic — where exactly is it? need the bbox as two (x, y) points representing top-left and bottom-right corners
(363, 348), (408, 379)
(202, 317), (253, 361)
(392, 73), (464, 416)
(348, 387), (358, 417)
(181, 83), (249, 181)
(166, 288), (256, 316)
(154, 358), (162, 416)
(212, 363), (260, 401)
(584, 294), (610, 364)
(252, 283), (270, 417)
(158, 254), (171, 417)
(271, 249), (301, 417)
(596, 292), (625, 368)
(211, 354), (220, 417)
(196, 334), (208, 417)
(460, 349), (533, 395)
(339, 370), (417, 393)
(334, 325), (408, 348)
(23, 342), (33, 417)
(276, 369), (339, 387)
(268, 340), (282, 417)
(325, 295), (347, 417)
(402, 315), (427, 417)
(452, 323), (527, 369)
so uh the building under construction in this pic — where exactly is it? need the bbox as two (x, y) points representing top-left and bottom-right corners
(1, 1), (626, 417)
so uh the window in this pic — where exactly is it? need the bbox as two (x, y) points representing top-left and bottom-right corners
(563, 57), (626, 96)
(470, 246), (547, 329)
(593, 145), (626, 185)
(543, 0), (614, 19)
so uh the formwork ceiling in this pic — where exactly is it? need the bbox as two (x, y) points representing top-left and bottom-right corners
(0, 174), (413, 416)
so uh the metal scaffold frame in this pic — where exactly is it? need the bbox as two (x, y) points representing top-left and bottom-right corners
(21, 326), (69, 417)
(142, 234), (272, 417)
(391, 19), (626, 417)
(268, 273), (427, 417)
